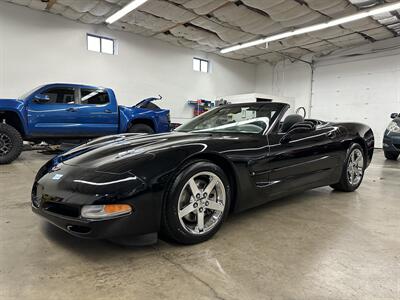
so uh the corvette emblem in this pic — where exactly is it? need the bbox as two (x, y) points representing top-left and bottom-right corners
(52, 174), (63, 180)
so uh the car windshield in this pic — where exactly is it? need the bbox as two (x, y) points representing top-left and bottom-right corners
(18, 85), (44, 100)
(176, 103), (284, 134)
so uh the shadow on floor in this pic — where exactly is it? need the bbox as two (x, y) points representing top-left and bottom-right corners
(39, 186), (349, 258)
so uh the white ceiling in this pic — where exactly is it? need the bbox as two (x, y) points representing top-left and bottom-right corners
(3, 0), (400, 63)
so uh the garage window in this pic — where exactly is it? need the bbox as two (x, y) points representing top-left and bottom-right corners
(193, 58), (209, 73)
(87, 34), (115, 55)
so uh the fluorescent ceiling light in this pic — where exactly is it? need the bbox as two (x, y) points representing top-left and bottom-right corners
(221, 1), (400, 54)
(106, 0), (149, 24)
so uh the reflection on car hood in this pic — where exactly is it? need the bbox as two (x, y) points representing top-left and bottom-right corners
(60, 132), (210, 169)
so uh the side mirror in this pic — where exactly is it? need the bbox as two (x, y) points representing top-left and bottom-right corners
(33, 94), (50, 104)
(280, 123), (314, 144)
(390, 113), (399, 119)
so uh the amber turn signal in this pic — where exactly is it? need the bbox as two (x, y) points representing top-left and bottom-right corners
(81, 204), (132, 219)
(104, 204), (132, 214)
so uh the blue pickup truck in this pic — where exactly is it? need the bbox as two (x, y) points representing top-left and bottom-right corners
(0, 83), (170, 164)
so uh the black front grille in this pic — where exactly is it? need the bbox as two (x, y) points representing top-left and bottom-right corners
(42, 202), (80, 218)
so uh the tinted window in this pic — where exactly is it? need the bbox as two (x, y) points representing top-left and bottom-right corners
(81, 89), (109, 105)
(41, 88), (75, 104)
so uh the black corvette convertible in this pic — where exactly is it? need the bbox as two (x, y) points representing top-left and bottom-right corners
(32, 102), (374, 244)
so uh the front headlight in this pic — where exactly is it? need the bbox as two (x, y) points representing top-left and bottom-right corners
(81, 204), (132, 219)
(387, 121), (400, 133)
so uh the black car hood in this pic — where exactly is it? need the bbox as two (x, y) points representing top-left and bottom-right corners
(60, 132), (219, 170)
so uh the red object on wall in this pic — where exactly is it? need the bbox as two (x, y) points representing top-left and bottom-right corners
(188, 99), (214, 116)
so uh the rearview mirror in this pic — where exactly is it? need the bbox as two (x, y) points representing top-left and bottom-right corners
(33, 94), (50, 104)
(390, 113), (399, 119)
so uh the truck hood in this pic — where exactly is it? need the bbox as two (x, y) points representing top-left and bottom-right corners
(0, 99), (24, 110)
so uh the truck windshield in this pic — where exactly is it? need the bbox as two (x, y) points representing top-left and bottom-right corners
(19, 85), (44, 100)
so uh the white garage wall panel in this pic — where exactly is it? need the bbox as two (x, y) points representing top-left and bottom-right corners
(0, 1), (256, 123)
(312, 54), (400, 147)
(254, 61), (312, 114)
(272, 61), (312, 113)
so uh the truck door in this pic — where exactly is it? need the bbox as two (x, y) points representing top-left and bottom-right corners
(27, 86), (84, 137)
(76, 88), (119, 136)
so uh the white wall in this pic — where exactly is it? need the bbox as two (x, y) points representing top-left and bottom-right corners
(255, 61), (311, 114)
(0, 1), (256, 123)
(255, 63), (274, 95)
(255, 40), (400, 148)
(312, 52), (400, 147)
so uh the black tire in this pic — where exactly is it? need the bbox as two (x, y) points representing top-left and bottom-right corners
(384, 151), (399, 161)
(0, 123), (23, 164)
(127, 124), (154, 134)
(330, 143), (365, 192)
(161, 160), (231, 245)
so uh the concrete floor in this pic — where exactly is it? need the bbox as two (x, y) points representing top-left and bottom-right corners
(0, 150), (399, 300)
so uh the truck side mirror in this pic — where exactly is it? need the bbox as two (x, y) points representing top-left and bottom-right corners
(33, 94), (50, 104)
(390, 113), (399, 119)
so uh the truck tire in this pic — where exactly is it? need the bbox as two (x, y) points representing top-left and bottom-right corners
(128, 124), (154, 134)
(0, 123), (23, 164)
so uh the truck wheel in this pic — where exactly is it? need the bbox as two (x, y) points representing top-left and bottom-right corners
(128, 124), (154, 134)
(384, 151), (399, 160)
(0, 123), (23, 164)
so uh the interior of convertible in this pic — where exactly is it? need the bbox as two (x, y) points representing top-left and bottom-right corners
(278, 114), (325, 133)
(176, 103), (327, 135)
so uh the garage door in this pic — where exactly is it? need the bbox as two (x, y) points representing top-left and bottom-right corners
(311, 55), (400, 148)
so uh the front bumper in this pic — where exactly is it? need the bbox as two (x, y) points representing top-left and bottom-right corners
(32, 204), (136, 239)
(383, 130), (400, 153)
(32, 192), (161, 239)
(31, 162), (162, 240)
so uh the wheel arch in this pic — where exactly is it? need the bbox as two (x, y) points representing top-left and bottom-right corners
(128, 118), (155, 131)
(351, 137), (370, 165)
(172, 152), (239, 213)
(0, 110), (25, 137)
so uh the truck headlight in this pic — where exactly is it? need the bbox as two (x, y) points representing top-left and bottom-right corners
(387, 121), (400, 133)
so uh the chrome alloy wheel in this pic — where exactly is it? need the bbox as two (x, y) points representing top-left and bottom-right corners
(0, 133), (12, 157)
(347, 148), (364, 186)
(177, 171), (226, 235)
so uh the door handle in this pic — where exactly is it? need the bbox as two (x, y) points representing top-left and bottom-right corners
(66, 107), (78, 112)
(104, 109), (112, 113)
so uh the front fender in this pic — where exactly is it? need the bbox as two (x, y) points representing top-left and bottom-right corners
(0, 99), (27, 135)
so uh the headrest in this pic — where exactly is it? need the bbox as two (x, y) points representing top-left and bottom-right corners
(281, 114), (304, 132)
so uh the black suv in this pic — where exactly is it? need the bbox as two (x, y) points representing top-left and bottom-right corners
(383, 113), (400, 160)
